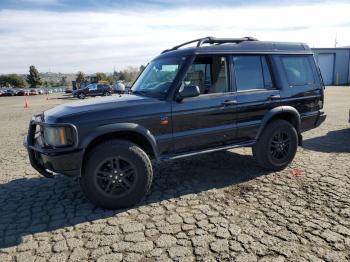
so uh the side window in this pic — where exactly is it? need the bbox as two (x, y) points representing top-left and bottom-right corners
(88, 84), (97, 91)
(184, 56), (228, 94)
(281, 56), (315, 86)
(233, 56), (274, 91)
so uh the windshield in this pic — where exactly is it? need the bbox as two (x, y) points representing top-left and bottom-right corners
(132, 57), (185, 98)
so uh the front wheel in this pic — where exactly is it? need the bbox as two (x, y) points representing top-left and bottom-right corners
(253, 120), (298, 171)
(80, 139), (153, 209)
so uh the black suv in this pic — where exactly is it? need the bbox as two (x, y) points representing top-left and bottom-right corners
(25, 37), (326, 209)
(73, 83), (111, 99)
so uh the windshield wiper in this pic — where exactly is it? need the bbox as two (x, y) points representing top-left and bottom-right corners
(132, 90), (148, 96)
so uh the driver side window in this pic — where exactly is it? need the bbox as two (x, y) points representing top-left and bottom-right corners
(184, 56), (228, 94)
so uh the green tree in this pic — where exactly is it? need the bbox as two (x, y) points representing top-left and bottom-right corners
(0, 74), (27, 87)
(76, 71), (86, 84)
(95, 72), (107, 81)
(27, 65), (42, 88)
(106, 75), (115, 85)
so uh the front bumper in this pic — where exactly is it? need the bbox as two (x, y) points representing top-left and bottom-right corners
(24, 118), (83, 177)
(300, 110), (327, 132)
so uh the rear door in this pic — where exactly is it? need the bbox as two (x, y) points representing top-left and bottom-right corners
(171, 55), (237, 153)
(277, 55), (323, 114)
(232, 55), (280, 141)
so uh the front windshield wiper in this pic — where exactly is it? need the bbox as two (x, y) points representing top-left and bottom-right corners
(132, 90), (165, 99)
(132, 90), (149, 96)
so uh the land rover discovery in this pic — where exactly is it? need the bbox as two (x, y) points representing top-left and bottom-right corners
(25, 37), (326, 209)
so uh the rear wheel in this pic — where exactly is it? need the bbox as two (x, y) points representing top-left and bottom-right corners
(253, 120), (298, 171)
(78, 93), (86, 99)
(80, 139), (153, 209)
(103, 91), (111, 96)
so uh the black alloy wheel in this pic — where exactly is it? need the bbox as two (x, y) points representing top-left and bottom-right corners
(94, 156), (136, 198)
(253, 119), (298, 171)
(269, 131), (291, 163)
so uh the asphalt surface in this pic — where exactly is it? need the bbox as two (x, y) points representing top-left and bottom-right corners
(0, 88), (349, 261)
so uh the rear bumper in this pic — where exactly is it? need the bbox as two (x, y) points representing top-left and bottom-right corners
(300, 110), (326, 132)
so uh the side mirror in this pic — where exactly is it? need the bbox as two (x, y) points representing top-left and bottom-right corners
(177, 85), (200, 101)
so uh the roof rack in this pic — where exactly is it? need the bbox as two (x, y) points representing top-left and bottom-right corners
(161, 36), (258, 53)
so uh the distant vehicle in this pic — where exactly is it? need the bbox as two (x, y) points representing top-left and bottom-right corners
(0, 90), (4, 96)
(4, 89), (16, 96)
(65, 88), (72, 93)
(38, 89), (44, 95)
(29, 89), (39, 95)
(114, 81), (126, 94)
(73, 83), (112, 99)
(16, 89), (26, 96)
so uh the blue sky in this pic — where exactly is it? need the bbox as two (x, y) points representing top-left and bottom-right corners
(0, 0), (349, 73)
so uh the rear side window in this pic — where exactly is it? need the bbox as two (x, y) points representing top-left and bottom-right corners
(233, 56), (273, 91)
(281, 56), (315, 86)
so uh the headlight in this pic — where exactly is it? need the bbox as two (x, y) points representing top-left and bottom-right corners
(43, 126), (74, 147)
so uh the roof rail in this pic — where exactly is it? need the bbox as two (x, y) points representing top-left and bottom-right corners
(161, 36), (258, 54)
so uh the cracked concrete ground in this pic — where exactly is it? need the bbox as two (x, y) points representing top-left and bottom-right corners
(0, 87), (349, 261)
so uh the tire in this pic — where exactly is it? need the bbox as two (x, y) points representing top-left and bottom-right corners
(253, 120), (298, 171)
(80, 139), (153, 209)
(78, 93), (85, 99)
(103, 91), (111, 96)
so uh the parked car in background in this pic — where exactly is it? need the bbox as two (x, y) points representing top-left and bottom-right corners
(16, 89), (26, 96)
(38, 89), (44, 95)
(65, 88), (72, 93)
(29, 89), (39, 95)
(4, 89), (16, 96)
(73, 83), (112, 99)
(0, 90), (4, 96)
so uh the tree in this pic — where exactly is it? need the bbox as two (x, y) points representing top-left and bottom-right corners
(27, 65), (42, 88)
(95, 72), (107, 81)
(139, 65), (146, 73)
(76, 71), (86, 84)
(0, 74), (27, 87)
(106, 75), (115, 85)
(60, 76), (67, 87)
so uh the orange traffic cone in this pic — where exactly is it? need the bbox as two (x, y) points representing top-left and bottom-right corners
(24, 97), (29, 108)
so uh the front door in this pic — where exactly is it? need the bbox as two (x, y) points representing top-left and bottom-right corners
(171, 55), (237, 153)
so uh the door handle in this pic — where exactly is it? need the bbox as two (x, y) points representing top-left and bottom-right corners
(268, 95), (281, 100)
(221, 100), (237, 106)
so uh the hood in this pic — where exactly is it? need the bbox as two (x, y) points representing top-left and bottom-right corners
(44, 94), (158, 123)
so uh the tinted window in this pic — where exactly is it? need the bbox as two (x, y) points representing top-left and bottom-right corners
(281, 56), (314, 86)
(184, 56), (228, 94)
(233, 56), (273, 91)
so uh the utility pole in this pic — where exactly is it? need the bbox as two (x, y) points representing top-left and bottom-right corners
(334, 33), (338, 48)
